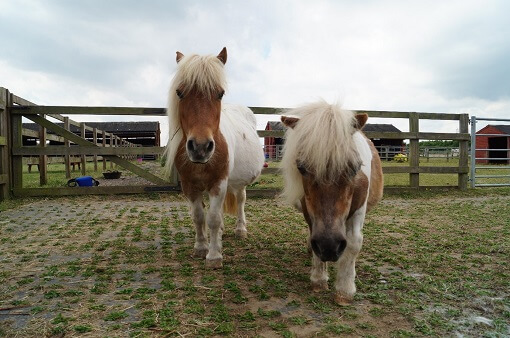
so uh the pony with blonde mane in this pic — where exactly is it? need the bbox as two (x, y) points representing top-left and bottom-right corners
(164, 48), (264, 268)
(281, 100), (383, 305)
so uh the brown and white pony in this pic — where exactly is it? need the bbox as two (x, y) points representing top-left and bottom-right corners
(164, 48), (264, 268)
(281, 101), (383, 305)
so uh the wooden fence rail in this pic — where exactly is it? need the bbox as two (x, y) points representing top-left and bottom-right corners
(0, 87), (470, 201)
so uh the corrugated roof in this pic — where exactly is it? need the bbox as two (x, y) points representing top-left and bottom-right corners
(491, 125), (510, 134)
(362, 124), (401, 132)
(266, 121), (286, 130)
(23, 121), (160, 134)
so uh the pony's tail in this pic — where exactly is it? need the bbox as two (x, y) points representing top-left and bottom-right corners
(223, 192), (237, 215)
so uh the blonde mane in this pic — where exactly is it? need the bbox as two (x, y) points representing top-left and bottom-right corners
(281, 101), (362, 205)
(164, 53), (227, 177)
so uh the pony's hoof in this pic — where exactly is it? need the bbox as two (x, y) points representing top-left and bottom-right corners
(311, 280), (329, 292)
(234, 229), (248, 239)
(205, 258), (223, 269)
(193, 248), (208, 258)
(334, 292), (353, 306)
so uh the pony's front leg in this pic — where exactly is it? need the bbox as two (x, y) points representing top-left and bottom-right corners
(311, 252), (329, 292)
(234, 188), (248, 239)
(206, 180), (227, 268)
(334, 209), (365, 305)
(190, 195), (208, 258)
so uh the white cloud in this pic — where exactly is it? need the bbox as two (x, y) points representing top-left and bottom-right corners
(1, 0), (510, 144)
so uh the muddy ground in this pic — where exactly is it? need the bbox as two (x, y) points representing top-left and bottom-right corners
(0, 191), (509, 337)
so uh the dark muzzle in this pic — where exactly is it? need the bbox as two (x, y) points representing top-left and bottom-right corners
(311, 235), (347, 262)
(186, 138), (215, 163)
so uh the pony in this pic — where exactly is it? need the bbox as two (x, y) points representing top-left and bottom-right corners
(164, 47), (264, 268)
(280, 100), (383, 305)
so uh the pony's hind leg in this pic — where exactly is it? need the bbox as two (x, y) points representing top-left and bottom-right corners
(206, 180), (227, 269)
(190, 195), (208, 258)
(311, 252), (329, 292)
(334, 209), (365, 305)
(234, 188), (248, 239)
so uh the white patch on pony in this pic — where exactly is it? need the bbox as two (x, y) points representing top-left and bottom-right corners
(281, 100), (362, 206)
(353, 131), (373, 183)
(334, 204), (366, 299)
(206, 178), (227, 263)
(163, 53), (227, 178)
(220, 103), (263, 188)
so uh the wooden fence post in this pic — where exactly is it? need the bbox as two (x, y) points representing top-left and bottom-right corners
(409, 112), (420, 188)
(102, 131), (107, 170)
(0, 88), (10, 200)
(80, 123), (86, 176)
(458, 114), (469, 190)
(93, 127), (98, 172)
(39, 115), (48, 185)
(114, 136), (119, 169)
(11, 95), (23, 192)
(110, 134), (114, 169)
(64, 117), (71, 178)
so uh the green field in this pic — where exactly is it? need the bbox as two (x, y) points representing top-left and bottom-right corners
(252, 158), (510, 189)
(20, 157), (510, 189)
(21, 160), (162, 188)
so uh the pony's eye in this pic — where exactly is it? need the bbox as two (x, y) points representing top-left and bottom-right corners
(218, 90), (225, 100)
(176, 90), (184, 99)
(297, 164), (307, 176)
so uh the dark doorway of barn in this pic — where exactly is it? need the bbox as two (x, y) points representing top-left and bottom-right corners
(488, 137), (508, 164)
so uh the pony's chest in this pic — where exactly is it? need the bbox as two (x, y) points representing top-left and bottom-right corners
(175, 151), (229, 189)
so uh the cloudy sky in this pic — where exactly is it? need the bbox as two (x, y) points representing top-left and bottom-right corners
(1, 0), (509, 143)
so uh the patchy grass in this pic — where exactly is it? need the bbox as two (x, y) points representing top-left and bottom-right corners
(22, 160), (160, 189)
(0, 191), (509, 336)
(19, 157), (510, 191)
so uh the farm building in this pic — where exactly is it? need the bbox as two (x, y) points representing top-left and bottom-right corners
(475, 125), (510, 164)
(362, 124), (405, 158)
(263, 121), (405, 160)
(264, 121), (285, 159)
(22, 121), (161, 159)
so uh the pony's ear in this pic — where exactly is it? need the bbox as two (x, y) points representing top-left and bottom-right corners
(281, 116), (299, 129)
(354, 113), (368, 129)
(217, 47), (227, 65)
(176, 51), (184, 63)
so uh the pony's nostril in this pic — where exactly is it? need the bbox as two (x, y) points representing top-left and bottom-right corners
(187, 139), (195, 151)
(337, 239), (347, 256)
(206, 140), (214, 152)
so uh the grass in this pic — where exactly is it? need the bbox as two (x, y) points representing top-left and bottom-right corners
(18, 156), (510, 191)
(0, 190), (509, 336)
(252, 158), (509, 188)
(21, 161), (147, 188)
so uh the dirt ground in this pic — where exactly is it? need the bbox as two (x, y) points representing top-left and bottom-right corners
(0, 191), (509, 337)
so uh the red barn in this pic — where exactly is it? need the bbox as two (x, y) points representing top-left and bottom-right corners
(475, 125), (510, 164)
(264, 121), (285, 160)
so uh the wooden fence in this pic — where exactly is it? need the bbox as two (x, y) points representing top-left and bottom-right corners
(0, 87), (470, 201)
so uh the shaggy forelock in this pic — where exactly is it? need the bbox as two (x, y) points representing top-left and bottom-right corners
(281, 101), (362, 205)
(173, 54), (227, 98)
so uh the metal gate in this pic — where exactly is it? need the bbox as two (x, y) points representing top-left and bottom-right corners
(470, 116), (510, 187)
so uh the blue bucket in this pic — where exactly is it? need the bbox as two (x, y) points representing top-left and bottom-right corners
(76, 176), (95, 186)
(68, 176), (99, 187)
